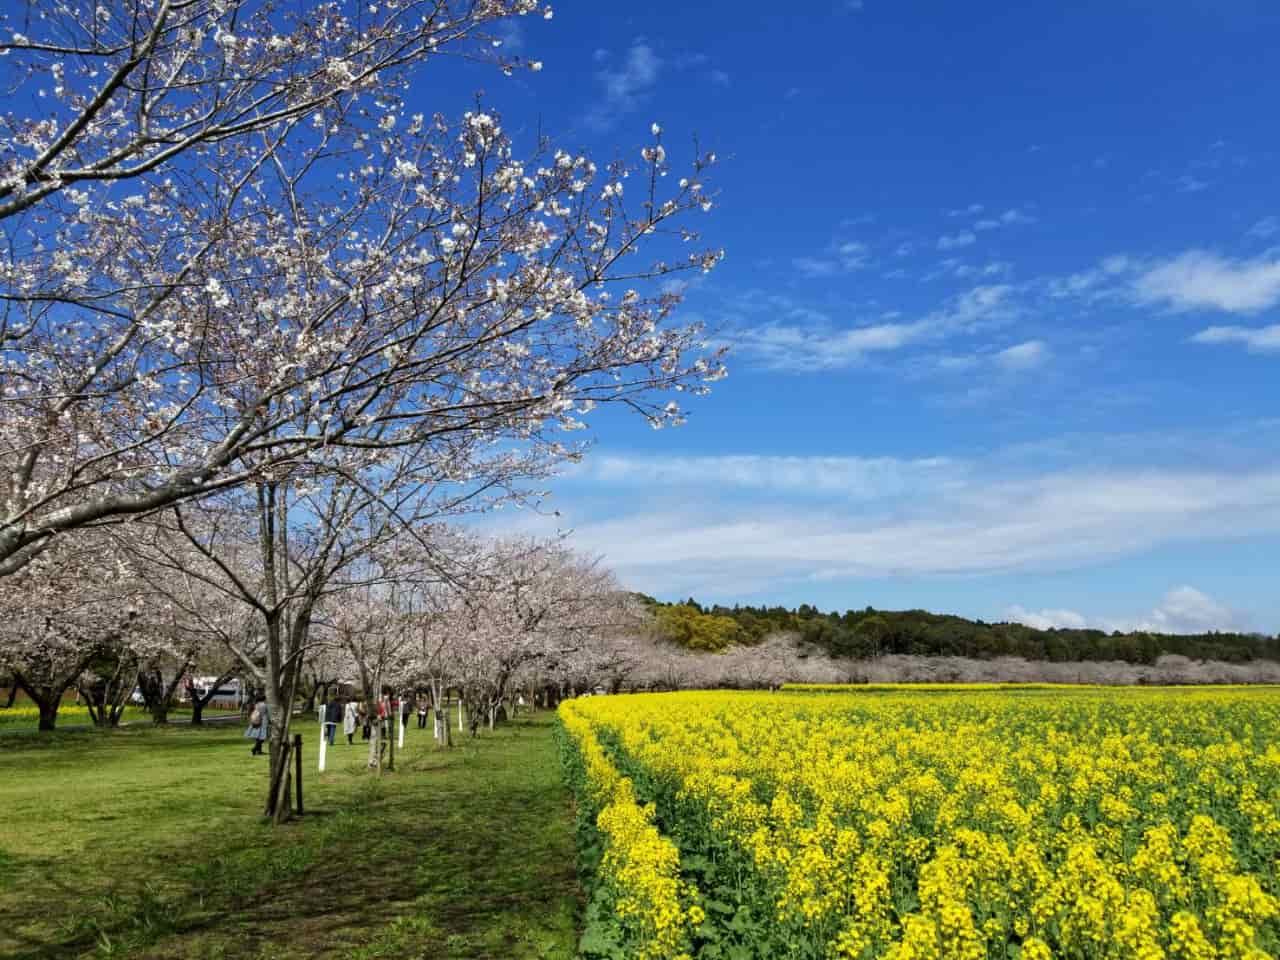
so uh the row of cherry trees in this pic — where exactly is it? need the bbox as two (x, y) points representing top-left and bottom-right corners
(0, 0), (729, 819)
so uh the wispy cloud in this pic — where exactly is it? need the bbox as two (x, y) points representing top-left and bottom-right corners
(994, 339), (1049, 371)
(973, 208), (1037, 231)
(791, 257), (842, 279)
(791, 241), (869, 278)
(710, 69), (731, 87)
(1047, 251), (1280, 316)
(546, 459), (1280, 596)
(1008, 586), (1242, 634)
(1175, 174), (1210, 193)
(1191, 324), (1280, 353)
(581, 453), (964, 499)
(1247, 216), (1279, 239)
(938, 231), (977, 251)
(734, 318), (933, 370)
(583, 42), (662, 132)
(732, 284), (1014, 371)
(1135, 251), (1280, 314)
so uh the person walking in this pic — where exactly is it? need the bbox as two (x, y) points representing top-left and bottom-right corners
(417, 697), (429, 730)
(359, 700), (370, 741)
(324, 697), (341, 745)
(401, 694), (414, 730)
(245, 697), (269, 755)
(343, 698), (358, 745)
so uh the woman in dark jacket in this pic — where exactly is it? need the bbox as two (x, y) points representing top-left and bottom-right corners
(324, 698), (341, 745)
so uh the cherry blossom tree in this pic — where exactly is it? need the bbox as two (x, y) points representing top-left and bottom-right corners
(0, 528), (156, 729)
(0, 1), (549, 222)
(127, 556), (254, 724)
(427, 535), (626, 732)
(327, 572), (425, 770)
(128, 437), (507, 817)
(1, 1), (725, 578)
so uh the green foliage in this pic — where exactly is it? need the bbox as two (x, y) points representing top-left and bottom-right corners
(646, 598), (1280, 665)
(569, 724), (791, 959)
(654, 604), (744, 652)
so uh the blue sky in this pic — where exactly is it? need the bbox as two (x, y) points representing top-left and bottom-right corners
(460, 1), (1280, 634)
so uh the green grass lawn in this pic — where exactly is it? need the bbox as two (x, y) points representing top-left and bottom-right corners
(0, 712), (579, 960)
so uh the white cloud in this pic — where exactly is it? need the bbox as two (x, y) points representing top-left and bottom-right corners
(734, 319), (932, 369)
(791, 241), (868, 278)
(788, 240), (870, 277)
(975, 208), (1036, 232)
(1005, 606), (1089, 630)
(1007, 586), (1242, 635)
(994, 339), (1048, 371)
(1247, 216), (1279, 239)
(733, 284), (1013, 371)
(584, 42), (661, 130)
(938, 231), (977, 251)
(710, 69), (731, 87)
(544, 453), (1280, 598)
(792, 256), (840, 278)
(1134, 251), (1280, 314)
(837, 241), (869, 268)
(1190, 324), (1280, 353)
(581, 453), (964, 499)
(1142, 586), (1240, 633)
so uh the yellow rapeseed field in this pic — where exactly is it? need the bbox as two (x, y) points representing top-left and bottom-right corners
(559, 687), (1280, 959)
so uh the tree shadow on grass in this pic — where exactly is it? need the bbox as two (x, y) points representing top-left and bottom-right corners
(1, 718), (577, 960)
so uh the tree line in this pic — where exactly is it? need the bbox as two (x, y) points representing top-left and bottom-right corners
(645, 597), (1280, 665)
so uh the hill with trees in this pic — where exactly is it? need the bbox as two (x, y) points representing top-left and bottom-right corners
(641, 596), (1280, 665)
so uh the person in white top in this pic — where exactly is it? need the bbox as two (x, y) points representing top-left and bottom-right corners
(343, 698), (358, 745)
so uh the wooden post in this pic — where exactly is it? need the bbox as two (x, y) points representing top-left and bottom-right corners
(293, 733), (304, 816)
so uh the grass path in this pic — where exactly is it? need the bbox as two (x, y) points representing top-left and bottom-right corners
(0, 712), (578, 960)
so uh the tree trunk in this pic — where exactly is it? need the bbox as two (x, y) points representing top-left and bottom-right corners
(107, 697), (128, 727)
(188, 669), (234, 726)
(428, 679), (452, 749)
(433, 708), (452, 747)
(367, 719), (382, 769)
(263, 680), (298, 823)
(13, 665), (92, 733)
(267, 733), (293, 821)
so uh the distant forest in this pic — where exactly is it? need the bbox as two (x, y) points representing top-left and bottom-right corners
(641, 596), (1280, 665)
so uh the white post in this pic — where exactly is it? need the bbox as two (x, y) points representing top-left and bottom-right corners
(397, 708), (405, 749)
(318, 722), (328, 772)
(457, 696), (463, 732)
